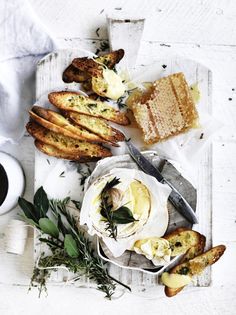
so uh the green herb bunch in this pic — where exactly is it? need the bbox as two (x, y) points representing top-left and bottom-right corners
(18, 187), (130, 299)
(100, 177), (137, 240)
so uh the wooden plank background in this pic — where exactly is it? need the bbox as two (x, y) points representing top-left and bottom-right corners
(0, 0), (235, 314)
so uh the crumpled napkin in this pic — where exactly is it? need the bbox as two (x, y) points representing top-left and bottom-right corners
(0, 0), (55, 145)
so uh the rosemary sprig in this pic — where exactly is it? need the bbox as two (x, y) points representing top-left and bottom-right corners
(18, 187), (130, 299)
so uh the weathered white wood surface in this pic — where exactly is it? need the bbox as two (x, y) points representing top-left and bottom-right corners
(30, 0), (236, 46)
(0, 0), (236, 314)
(107, 17), (145, 68)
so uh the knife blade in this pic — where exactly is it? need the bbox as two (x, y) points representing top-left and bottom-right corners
(126, 141), (198, 224)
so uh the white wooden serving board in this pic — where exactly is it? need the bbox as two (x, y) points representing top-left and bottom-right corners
(34, 51), (212, 296)
(34, 20), (213, 296)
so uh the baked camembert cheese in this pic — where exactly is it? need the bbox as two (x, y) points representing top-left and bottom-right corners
(80, 168), (171, 258)
(90, 178), (151, 239)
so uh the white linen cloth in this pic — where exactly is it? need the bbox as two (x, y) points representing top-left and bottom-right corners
(0, 0), (55, 145)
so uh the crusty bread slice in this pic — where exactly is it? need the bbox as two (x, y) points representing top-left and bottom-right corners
(67, 111), (125, 144)
(48, 91), (129, 125)
(131, 73), (199, 144)
(96, 49), (124, 69)
(72, 57), (102, 78)
(62, 64), (90, 83)
(72, 49), (124, 78)
(26, 121), (111, 158)
(164, 245), (226, 297)
(63, 49), (124, 84)
(164, 228), (205, 257)
(35, 140), (100, 162)
(179, 234), (206, 264)
(71, 50), (125, 100)
(31, 106), (107, 143)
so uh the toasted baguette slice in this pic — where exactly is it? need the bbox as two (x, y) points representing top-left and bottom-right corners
(48, 91), (129, 125)
(35, 140), (100, 162)
(164, 228), (205, 257)
(72, 49), (124, 78)
(72, 50), (125, 100)
(63, 50), (124, 84)
(67, 112), (125, 143)
(96, 49), (124, 69)
(30, 106), (107, 144)
(26, 121), (111, 158)
(62, 64), (90, 83)
(72, 57), (102, 78)
(180, 234), (206, 264)
(164, 245), (226, 297)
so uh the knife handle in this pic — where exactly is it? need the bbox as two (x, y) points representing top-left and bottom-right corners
(163, 180), (198, 224)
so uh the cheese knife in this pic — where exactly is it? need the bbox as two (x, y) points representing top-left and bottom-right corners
(125, 141), (198, 224)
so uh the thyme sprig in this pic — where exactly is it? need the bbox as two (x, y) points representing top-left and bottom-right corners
(76, 163), (92, 188)
(18, 187), (130, 299)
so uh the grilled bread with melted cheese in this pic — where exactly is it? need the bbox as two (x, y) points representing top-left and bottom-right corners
(29, 107), (106, 143)
(26, 121), (112, 158)
(96, 49), (124, 69)
(129, 73), (199, 144)
(164, 228), (206, 257)
(71, 49), (124, 79)
(164, 245), (226, 297)
(67, 111), (125, 144)
(63, 49), (124, 83)
(71, 50), (126, 100)
(48, 91), (129, 125)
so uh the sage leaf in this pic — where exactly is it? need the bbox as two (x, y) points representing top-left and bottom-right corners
(64, 234), (79, 258)
(34, 187), (49, 218)
(39, 218), (59, 238)
(112, 206), (137, 224)
(18, 197), (40, 223)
